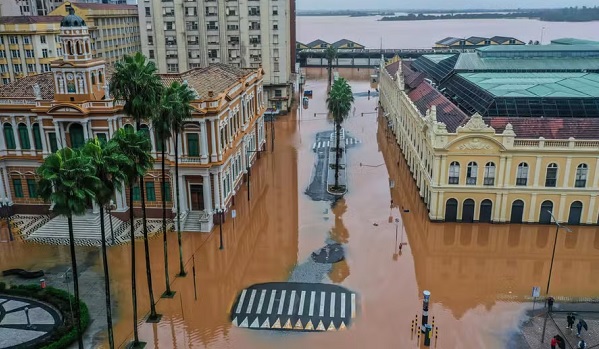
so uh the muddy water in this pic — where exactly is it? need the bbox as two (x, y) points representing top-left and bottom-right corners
(2, 68), (599, 349)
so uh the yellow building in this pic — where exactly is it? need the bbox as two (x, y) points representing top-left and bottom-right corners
(0, 16), (63, 85)
(49, 2), (140, 66)
(380, 57), (599, 226)
(0, 8), (267, 234)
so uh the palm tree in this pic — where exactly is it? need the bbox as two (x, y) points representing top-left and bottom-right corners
(37, 147), (101, 349)
(153, 82), (177, 297)
(168, 81), (195, 277)
(325, 46), (337, 87)
(112, 128), (154, 345)
(110, 52), (163, 322)
(326, 78), (354, 190)
(82, 138), (130, 349)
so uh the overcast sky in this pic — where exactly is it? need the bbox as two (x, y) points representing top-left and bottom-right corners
(297, 0), (599, 10)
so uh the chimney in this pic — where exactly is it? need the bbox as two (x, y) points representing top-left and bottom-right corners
(208, 91), (214, 98)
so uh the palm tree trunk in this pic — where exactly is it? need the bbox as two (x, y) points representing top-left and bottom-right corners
(67, 215), (84, 349)
(162, 141), (172, 296)
(99, 206), (114, 349)
(328, 62), (332, 87)
(334, 122), (341, 189)
(139, 175), (158, 319)
(175, 131), (186, 276)
(129, 184), (141, 344)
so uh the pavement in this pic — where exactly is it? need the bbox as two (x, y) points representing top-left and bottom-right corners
(516, 302), (599, 349)
(0, 295), (61, 348)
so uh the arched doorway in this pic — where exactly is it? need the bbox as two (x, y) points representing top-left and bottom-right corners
(69, 123), (84, 148)
(462, 199), (475, 223)
(510, 200), (524, 223)
(479, 199), (493, 223)
(445, 198), (458, 222)
(568, 201), (583, 225)
(539, 200), (553, 224)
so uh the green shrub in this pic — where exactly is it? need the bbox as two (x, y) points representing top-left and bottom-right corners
(0, 282), (5, 291)
(0, 284), (90, 349)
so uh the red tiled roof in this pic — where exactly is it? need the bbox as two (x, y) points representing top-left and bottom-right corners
(0, 73), (55, 99)
(402, 62), (425, 89)
(71, 3), (137, 10)
(486, 117), (599, 140)
(0, 16), (62, 24)
(385, 61), (401, 76)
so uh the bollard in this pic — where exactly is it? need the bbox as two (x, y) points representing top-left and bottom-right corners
(40, 278), (46, 289)
(421, 290), (431, 332)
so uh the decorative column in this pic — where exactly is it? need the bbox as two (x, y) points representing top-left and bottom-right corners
(115, 183), (126, 210)
(108, 117), (114, 138)
(26, 119), (35, 156)
(439, 155), (447, 186)
(563, 156), (572, 188)
(53, 121), (62, 149)
(178, 173), (187, 212)
(200, 120), (209, 163)
(216, 123), (223, 161)
(148, 127), (156, 155)
(228, 117), (233, 147)
(202, 173), (212, 213)
(528, 193), (537, 223)
(10, 116), (22, 155)
(587, 195), (596, 225)
(212, 172), (221, 209)
(558, 194), (567, 223)
(0, 168), (6, 199)
(210, 120), (217, 162)
(1, 167), (12, 201)
(593, 158), (599, 188)
(38, 118), (48, 155)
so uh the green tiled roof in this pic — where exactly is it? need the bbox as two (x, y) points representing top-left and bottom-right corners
(477, 44), (599, 52)
(454, 52), (599, 71)
(551, 38), (599, 45)
(422, 54), (455, 63)
(459, 72), (599, 98)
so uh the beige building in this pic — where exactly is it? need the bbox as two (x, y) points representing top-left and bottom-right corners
(0, 10), (267, 234)
(0, 16), (63, 85)
(138, 0), (294, 112)
(0, 2), (140, 86)
(50, 2), (141, 66)
(380, 56), (599, 226)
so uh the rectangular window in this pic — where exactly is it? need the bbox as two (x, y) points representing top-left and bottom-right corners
(207, 21), (218, 30)
(545, 167), (558, 187)
(167, 63), (178, 72)
(11, 50), (20, 58)
(272, 6), (278, 15)
(145, 7), (151, 16)
(27, 64), (36, 72)
(48, 132), (58, 152)
(9, 36), (18, 44)
(187, 133), (199, 156)
(42, 49), (48, 58)
(146, 182), (156, 201)
(13, 64), (22, 73)
(40, 36), (46, 44)
(162, 181), (171, 201)
(97, 133), (107, 144)
(273, 62), (280, 72)
(13, 179), (24, 198)
(133, 185), (141, 201)
(27, 179), (38, 198)
(149, 50), (155, 59)
(147, 36), (153, 45)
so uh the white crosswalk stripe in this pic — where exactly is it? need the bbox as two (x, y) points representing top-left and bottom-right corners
(233, 286), (357, 331)
(313, 137), (360, 150)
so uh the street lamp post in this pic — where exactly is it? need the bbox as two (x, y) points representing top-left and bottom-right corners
(1, 197), (14, 242)
(218, 208), (224, 250)
(546, 210), (572, 296)
(106, 200), (117, 244)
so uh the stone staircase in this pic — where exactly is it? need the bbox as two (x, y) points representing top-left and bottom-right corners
(26, 212), (126, 246)
(182, 211), (213, 233)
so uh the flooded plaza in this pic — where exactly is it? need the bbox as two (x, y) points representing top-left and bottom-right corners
(1, 68), (599, 349)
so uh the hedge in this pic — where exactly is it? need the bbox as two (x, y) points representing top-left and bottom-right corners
(0, 284), (90, 349)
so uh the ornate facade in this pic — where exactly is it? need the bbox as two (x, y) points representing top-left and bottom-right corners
(0, 9), (266, 232)
(380, 57), (599, 225)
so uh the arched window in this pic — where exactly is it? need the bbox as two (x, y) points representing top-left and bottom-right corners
(91, 72), (96, 85)
(510, 199), (525, 223)
(448, 161), (460, 184)
(567, 201), (583, 225)
(67, 41), (73, 55)
(3, 123), (16, 149)
(539, 200), (553, 224)
(516, 162), (528, 186)
(124, 124), (134, 133)
(575, 164), (588, 188)
(76, 40), (83, 55)
(484, 162), (495, 186)
(69, 123), (84, 148)
(98, 70), (104, 83)
(466, 162), (478, 185)
(32, 123), (42, 150)
(545, 163), (558, 187)
(18, 123), (30, 149)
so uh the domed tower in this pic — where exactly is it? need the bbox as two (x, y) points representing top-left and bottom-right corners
(52, 4), (108, 102)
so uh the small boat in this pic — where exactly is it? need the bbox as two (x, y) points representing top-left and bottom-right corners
(302, 96), (309, 108)
(304, 90), (313, 97)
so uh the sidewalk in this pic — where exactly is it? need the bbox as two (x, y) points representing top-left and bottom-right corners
(518, 302), (599, 349)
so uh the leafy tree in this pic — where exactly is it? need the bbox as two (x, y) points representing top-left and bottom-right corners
(111, 128), (154, 345)
(82, 137), (130, 349)
(110, 52), (163, 322)
(325, 46), (337, 87)
(326, 78), (354, 190)
(37, 147), (101, 349)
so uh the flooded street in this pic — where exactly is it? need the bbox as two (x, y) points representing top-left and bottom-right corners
(2, 68), (599, 349)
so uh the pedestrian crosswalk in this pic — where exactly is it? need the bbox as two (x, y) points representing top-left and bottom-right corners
(231, 282), (356, 332)
(312, 138), (361, 151)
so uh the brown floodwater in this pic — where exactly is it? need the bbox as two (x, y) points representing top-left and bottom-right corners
(2, 68), (599, 349)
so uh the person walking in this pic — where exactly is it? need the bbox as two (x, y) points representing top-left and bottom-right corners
(551, 336), (558, 349)
(567, 313), (575, 330)
(547, 297), (555, 312)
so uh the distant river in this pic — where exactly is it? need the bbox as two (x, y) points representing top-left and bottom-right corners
(297, 16), (599, 49)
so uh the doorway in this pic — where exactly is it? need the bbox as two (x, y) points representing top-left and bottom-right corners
(445, 198), (458, 222)
(568, 201), (583, 225)
(462, 199), (475, 223)
(539, 200), (553, 224)
(479, 199), (493, 223)
(510, 200), (524, 223)
(189, 184), (205, 211)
